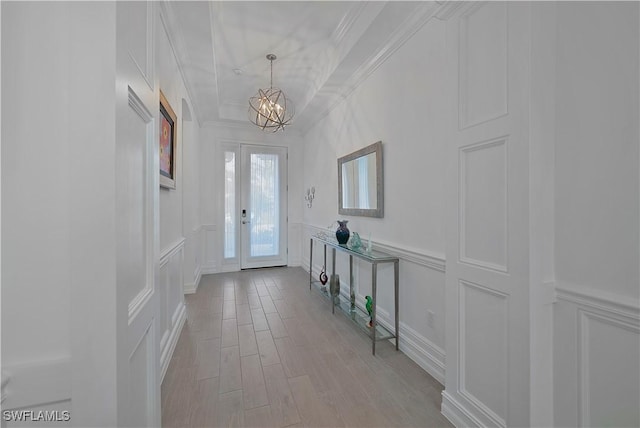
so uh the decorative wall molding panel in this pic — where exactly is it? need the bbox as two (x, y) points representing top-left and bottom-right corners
(158, 238), (186, 383)
(1, 358), (71, 411)
(160, 303), (186, 382)
(458, 280), (508, 428)
(444, 2), (531, 427)
(1, 372), (9, 404)
(160, 238), (186, 267)
(125, 1), (154, 91)
(459, 137), (509, 273)
(554, 283), (640, 428)
(556, 281), (640, 320)
(458, 1), (508, 129)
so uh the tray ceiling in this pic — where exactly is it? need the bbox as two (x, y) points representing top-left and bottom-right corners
(161, 1), (443, 133)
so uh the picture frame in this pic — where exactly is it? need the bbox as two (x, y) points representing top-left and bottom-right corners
(159, 90), (177, 189)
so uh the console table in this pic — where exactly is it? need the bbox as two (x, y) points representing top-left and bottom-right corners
(309, 234), (399, 355)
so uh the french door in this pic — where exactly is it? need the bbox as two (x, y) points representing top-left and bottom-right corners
(223, 144), (288, 270)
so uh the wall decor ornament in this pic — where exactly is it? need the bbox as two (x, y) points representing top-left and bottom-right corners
(159, 90), (177, 189)
(335, 220), (350, 245)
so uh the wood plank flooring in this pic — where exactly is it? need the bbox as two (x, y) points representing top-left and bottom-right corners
(162, 267), (452, 428)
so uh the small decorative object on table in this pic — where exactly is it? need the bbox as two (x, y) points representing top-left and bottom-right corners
(349, 232), (362, 250)
(319, 266), (328, 285)
(365, 295), (373, 327)
(336, 220), (350, 244)
(329, 274), (341, 300)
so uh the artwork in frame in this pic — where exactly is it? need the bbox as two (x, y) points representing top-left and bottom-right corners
(159, 90), (177, 189)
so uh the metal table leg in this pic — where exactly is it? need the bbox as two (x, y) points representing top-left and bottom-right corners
(372, 263), (377, 355)
(309, 238), (313, 290)
(331, 247), (336, 314)
(394, 259), (399, 351)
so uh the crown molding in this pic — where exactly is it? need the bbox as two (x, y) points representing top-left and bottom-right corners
(331, 2), (369, 45)
(301, 1), (443, 135)
(159, 1), (206, 127)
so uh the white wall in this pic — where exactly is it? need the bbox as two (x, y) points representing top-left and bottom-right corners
(1, 2), (199, 424)
(2, 2), (118, 425)
(155, 5), (195, 379)
(553, 2), (640, 427)
(300, 17), (448, 381)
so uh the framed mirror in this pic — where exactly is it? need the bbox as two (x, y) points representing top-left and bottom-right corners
(338, 141), (383, 218)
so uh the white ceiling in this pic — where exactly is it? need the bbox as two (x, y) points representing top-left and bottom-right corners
(161, 1), (444, 133)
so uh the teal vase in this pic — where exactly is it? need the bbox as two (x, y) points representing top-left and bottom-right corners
(336, 220), (350, 245)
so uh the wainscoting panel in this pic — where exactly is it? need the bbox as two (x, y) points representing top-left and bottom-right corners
(555, 283), (640, 428)
(128, 323), (155, 427)
(459, 280), (508, 427)
(1, 358), (71, 413)
(183, 226), (202, 294)
(159, 239), (186, 381)
(459, 1), (508, 129)
(444, 3), (531, 426)
(459, 138), (508, 273)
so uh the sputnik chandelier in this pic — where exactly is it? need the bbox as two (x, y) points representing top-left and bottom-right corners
(248, 54), (294, 132)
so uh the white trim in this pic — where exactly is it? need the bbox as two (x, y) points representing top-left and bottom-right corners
(303, 224), (446, 272)
(1, 371), (10, 404)
(1, 358), (71, 410)
(577, 308), (640, 427)
(184, 264), (202, 295)
(160, 238), (186, 267)
(555, 281), (640, 321)
(442, 391), (486, 428)
(330, 2), (368, 45)
(160, 302), (186, 383)
(128, 288), (154, 325)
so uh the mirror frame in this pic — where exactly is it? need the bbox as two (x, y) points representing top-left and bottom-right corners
(337, 141), (384, 218)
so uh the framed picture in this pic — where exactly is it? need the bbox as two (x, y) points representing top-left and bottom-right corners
(159, 90), (177, 189)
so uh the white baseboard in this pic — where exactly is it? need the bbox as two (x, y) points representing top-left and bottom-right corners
(160, 302), (186, 383)
(184, 264), (202, 295)
(442, 391), (485, 428)
(201, 264), (219, 275)
(1, 358), (71, 411)
(396, 321), (445, 384)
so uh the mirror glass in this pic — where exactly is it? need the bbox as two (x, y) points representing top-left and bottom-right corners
(338, 141), (383, 218)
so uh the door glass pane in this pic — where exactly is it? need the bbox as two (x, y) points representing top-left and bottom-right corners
(250, 153), (279, 257)
(224, 151), (236, 258)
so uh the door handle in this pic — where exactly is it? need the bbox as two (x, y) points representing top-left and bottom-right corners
(242, 220), (251, 224)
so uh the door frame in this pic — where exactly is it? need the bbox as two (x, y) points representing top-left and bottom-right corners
(218, 141), (288, 272)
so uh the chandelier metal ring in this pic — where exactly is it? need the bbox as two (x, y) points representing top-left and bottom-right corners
(248, 54), (295, 132)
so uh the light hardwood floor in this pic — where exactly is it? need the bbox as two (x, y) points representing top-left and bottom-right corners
(162, 267), (452, 428)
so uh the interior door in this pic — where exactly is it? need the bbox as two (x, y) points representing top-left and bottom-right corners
(240, 145), (288, 269)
